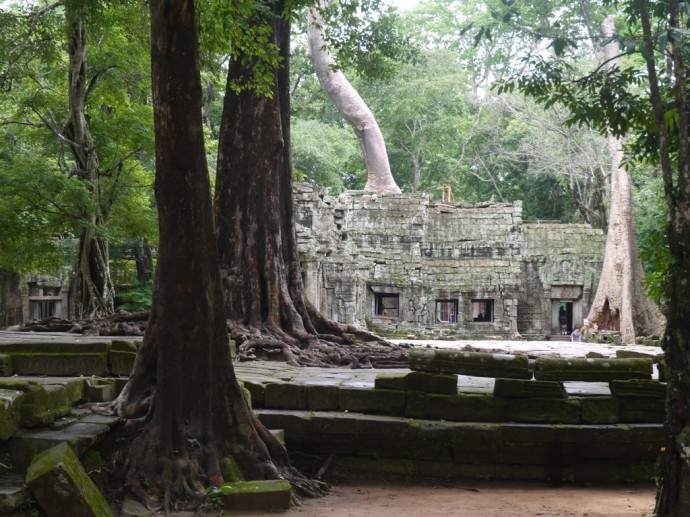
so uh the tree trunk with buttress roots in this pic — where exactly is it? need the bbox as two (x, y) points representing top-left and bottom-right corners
(307, 2), (401, 194)
(63, 8), (115, 319)
(585, 17), (665, 343)
(107, 1), (325, 511)
(214, 1), (407, 368)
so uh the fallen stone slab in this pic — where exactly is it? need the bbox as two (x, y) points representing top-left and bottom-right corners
(493, 378), (566, 399)
(410, 348), (531, 379)
(26, 442), (113, 517)
(219, 480), (291, 511)
(10, 421), (111, 472)
(534, 357), (653, 382)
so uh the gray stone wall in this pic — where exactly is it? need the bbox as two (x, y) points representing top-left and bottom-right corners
(295, 185), (605, 338)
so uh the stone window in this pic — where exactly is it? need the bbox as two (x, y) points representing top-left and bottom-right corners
(29, 300), (60, 320)
(436, 300), (458, 323)
(472, 299), (493, 322)
(375, 293), (399, 317)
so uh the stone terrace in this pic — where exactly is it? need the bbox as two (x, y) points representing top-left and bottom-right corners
(0, 332), (665, 514)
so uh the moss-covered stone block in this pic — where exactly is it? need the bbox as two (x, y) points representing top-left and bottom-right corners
(508, 398), (581, 424)
(84, 378), (117, 402)
(580, 397), (619, 424)
(0, 341), (109, 354)
(534, 357), (653, 382)
(405, 390), (426, 418)
(610, 379), (666, 399)
(220, 480), (291, 511)
(0, 389), (24, 440)
(356, 415), (409, 457)
(0, 381), (71, 427)
(404, 372), (458, 394)
(618, 397), (665, 423)
(410, 348), (531, 379)
(264, 383), (307, 409)
(406, 420), (455, 462)
(493, 378), (567, 399)
(11, 353), (109, 377)
(306, 413), (357, 454)
(339, 388), (406, 415)
(108, 351), (136, 376)
(307, 384), (340, 411)
(374, 373), (406, 391)
(242, 380), (265, 407)
(425, 393), (509, 422)
(220, 455), (245, 482)
(0, 354), (13, 376)
(26, 442), (113, 517)
(451, 423), (504, 463)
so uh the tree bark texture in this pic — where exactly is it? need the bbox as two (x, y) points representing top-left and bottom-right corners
(111, 1), (321, 510)
(633, 2), (690, 514)
(214, 2), (406, 368)
(307, 2), (401, 194)
(585, 17), (665, 343)
(63, 9), (115, 319)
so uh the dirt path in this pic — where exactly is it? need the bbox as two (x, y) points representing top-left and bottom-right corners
(239, 480), (656, 517)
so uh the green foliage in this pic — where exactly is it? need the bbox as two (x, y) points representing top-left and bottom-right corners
(117, 282), (153, 312)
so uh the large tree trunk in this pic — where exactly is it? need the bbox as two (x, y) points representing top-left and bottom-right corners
(585, 17), (665, 343)
(110, 1), (323, 511)
(63, 9), (115, 319)
(214, 2), (406, 368)
(306, 2), (401, 194)
(631, 1), (690, 514)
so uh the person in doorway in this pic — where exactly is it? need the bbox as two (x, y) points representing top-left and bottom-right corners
(559, 307), (568, 335)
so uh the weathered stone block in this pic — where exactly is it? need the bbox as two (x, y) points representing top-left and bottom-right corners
(264, 383), (307, 409)
(410, 348), (531, 379)
(26, 442), (113, 517)
(508, 398), (581, 424)
(308, 413), (358, 454)
(405, 390), (426, 418)
(0, 341), (109, 354)
(374, 373), (406, 391)
(11, 353), (109, 376)
(84, 378), (117, 402)
(618, 398), (664, 423)
(534, 357), (653, 382)
(108, 350), (136, 376)
(0, 381), (72, 427)
(580, 397), (619, 424)
(610, 379), (666, 399)
(451, 423), (504, 463)
(120, 496), (153, 517)
(220, 455), (244, 482)
(242, 380), (264, 407)
(493, 378), (566, 399)
(339, 388), (406, 415)
(220, 480), (292, 511)
(306, 384), (340, 411)
(425, 393), (509, 422)
(0, 354), (13, 376)
(356, 415), (409, 457)
(406, 420), (455, 462)
(0, 389), (24, 440)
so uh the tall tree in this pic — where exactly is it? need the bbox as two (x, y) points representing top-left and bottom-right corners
(307, 1), (400, 193)
(214, 0), (406, 367)
(63, 1), (115, 318)
(585, 16), (664, 342)
(111, 0), (323, 510)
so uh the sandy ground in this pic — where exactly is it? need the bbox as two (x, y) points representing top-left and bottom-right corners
(233, 480), (656, 517)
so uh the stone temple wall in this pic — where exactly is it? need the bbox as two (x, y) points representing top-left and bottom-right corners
(294, 184), (605, 338)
